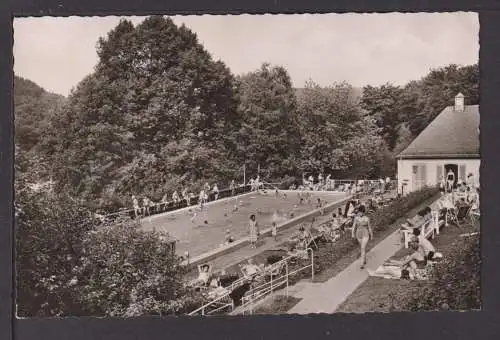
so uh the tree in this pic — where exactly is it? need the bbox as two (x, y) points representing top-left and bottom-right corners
(14, 76), (66, 153)
(296, 80), (389, 178)
(393, 123), (414, 155)
(50, 16), (240, 211)
(16, 149), (190, 317)
(408, 64), (479, 135)
(360, 83), (405, 150)
(235, 63), (302, 180)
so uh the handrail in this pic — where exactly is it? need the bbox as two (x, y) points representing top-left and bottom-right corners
(99, 183), (253, 220)
(188, 248), (315, 316)
(238, 248), (314, 315)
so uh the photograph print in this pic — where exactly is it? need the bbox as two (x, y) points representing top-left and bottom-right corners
(13, 12), (480, 317)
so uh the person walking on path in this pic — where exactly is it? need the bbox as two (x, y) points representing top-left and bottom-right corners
(352, 205), (373, 269)
(249, 214), (259, 249)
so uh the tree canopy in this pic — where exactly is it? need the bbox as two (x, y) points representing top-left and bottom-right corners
(14, 16), (480, 317)
(48, 17), (241, 211)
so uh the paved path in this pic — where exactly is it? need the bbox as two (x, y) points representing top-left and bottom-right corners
(288, 229), (402, 314)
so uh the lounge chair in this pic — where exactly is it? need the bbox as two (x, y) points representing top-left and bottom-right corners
(264, 261), (286, 281)
(468, 207), (480, 224)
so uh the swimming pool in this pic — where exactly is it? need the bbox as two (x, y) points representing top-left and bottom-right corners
(140, 190), (347, 258)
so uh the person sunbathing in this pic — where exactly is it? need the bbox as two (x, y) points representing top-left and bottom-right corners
(190, 264), (212, 288)
(368, 241), (427, 279)
(411, 230), (442, 262)
(400, 207), (432, 231)
(285, 226), (309, 251)
(241, 258), (263, 278)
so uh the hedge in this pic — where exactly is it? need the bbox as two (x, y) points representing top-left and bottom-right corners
(292, 186), (440, 282)
(403, 231), (480, 311)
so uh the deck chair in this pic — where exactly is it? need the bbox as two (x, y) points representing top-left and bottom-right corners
(264, 261), (286, 281)
(431, 210), (444, 236)
(421, 220), (435, 240)
(190, 264), (214, 291)
(469, 208), (480, 224)
(440, 198), (460, 228)
(454, 203), (472, 227)
(240, 264), (264, 280)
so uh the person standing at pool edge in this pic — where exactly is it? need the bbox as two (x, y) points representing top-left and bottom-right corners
(352, 205), (373, 269)
(271, 222), (278, 241)
(249, 214), (259, 249)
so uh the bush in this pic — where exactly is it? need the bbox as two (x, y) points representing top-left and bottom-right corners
(16, 166), (191, 316)
(291, 186), (440, 282)
(404, 233), (481, 311)
(371, 186), (439, 232)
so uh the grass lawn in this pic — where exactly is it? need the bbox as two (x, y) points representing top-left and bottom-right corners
(234, 191), (441, 314)
(336, 219), (479, 313)
(254, 295), (302, 315)
(312, 194), (441, 283)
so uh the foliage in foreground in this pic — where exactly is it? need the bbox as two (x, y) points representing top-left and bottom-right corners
(16, 152), (192, 317)
(404, 232), (481, 311)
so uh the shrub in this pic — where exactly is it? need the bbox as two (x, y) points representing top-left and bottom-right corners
(72, 219), (189, 317)
(371, 186), (439, 232)
(404, 233), (481, 311)
(291, 186), (440, 282)
(16, 166), (190, 316)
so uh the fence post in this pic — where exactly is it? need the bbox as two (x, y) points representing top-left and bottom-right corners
(285, 261), (289, 297)
(270, 271), (274, 294)
(310, 248), (315, 282)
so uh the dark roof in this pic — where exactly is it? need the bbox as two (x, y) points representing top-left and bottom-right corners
(397, 105), (479, 159)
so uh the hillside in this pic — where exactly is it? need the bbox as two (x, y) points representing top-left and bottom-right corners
(14, 75), (66, 151)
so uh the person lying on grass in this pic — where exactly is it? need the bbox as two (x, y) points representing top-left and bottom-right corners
(411, 229), (442, 262)
(368, 240), (428, 280)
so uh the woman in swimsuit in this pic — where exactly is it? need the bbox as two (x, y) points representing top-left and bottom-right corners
(352, 205), (373, 269)
(249, 214), (259, 249)
(446, 169), (455, 193)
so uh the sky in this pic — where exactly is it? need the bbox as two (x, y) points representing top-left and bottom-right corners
(13, 12), (479, 97)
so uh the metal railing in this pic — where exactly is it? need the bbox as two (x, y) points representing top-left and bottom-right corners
(100, 184), (254, 221)
(187, 248), (314, 316)
(287, 179), (397, 195)
(237, 248), (314, 316)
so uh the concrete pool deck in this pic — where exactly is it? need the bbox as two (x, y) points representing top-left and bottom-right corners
(140, 189), (349, 260)
(287, 229), (402, 314)
(182, 193), (352, 267)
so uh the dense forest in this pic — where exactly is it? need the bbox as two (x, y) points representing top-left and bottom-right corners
(14, 15), (479, 317)
(14, 20), (479, 213)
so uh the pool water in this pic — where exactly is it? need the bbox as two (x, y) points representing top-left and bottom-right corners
(141, 190), (346, 258)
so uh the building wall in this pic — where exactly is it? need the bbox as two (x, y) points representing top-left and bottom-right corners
(397, 158), (480, 194)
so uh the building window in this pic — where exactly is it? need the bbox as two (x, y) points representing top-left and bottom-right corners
(459, 164), (466, 182)
(412, 163), (427, 190)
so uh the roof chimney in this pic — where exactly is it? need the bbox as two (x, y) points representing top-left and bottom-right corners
(454, 92), (465, 112)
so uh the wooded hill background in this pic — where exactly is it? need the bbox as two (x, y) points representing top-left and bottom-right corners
(14, 16), (479, 213)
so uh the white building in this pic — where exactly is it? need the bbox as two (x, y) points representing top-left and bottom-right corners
(396, 93), (480, 194)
